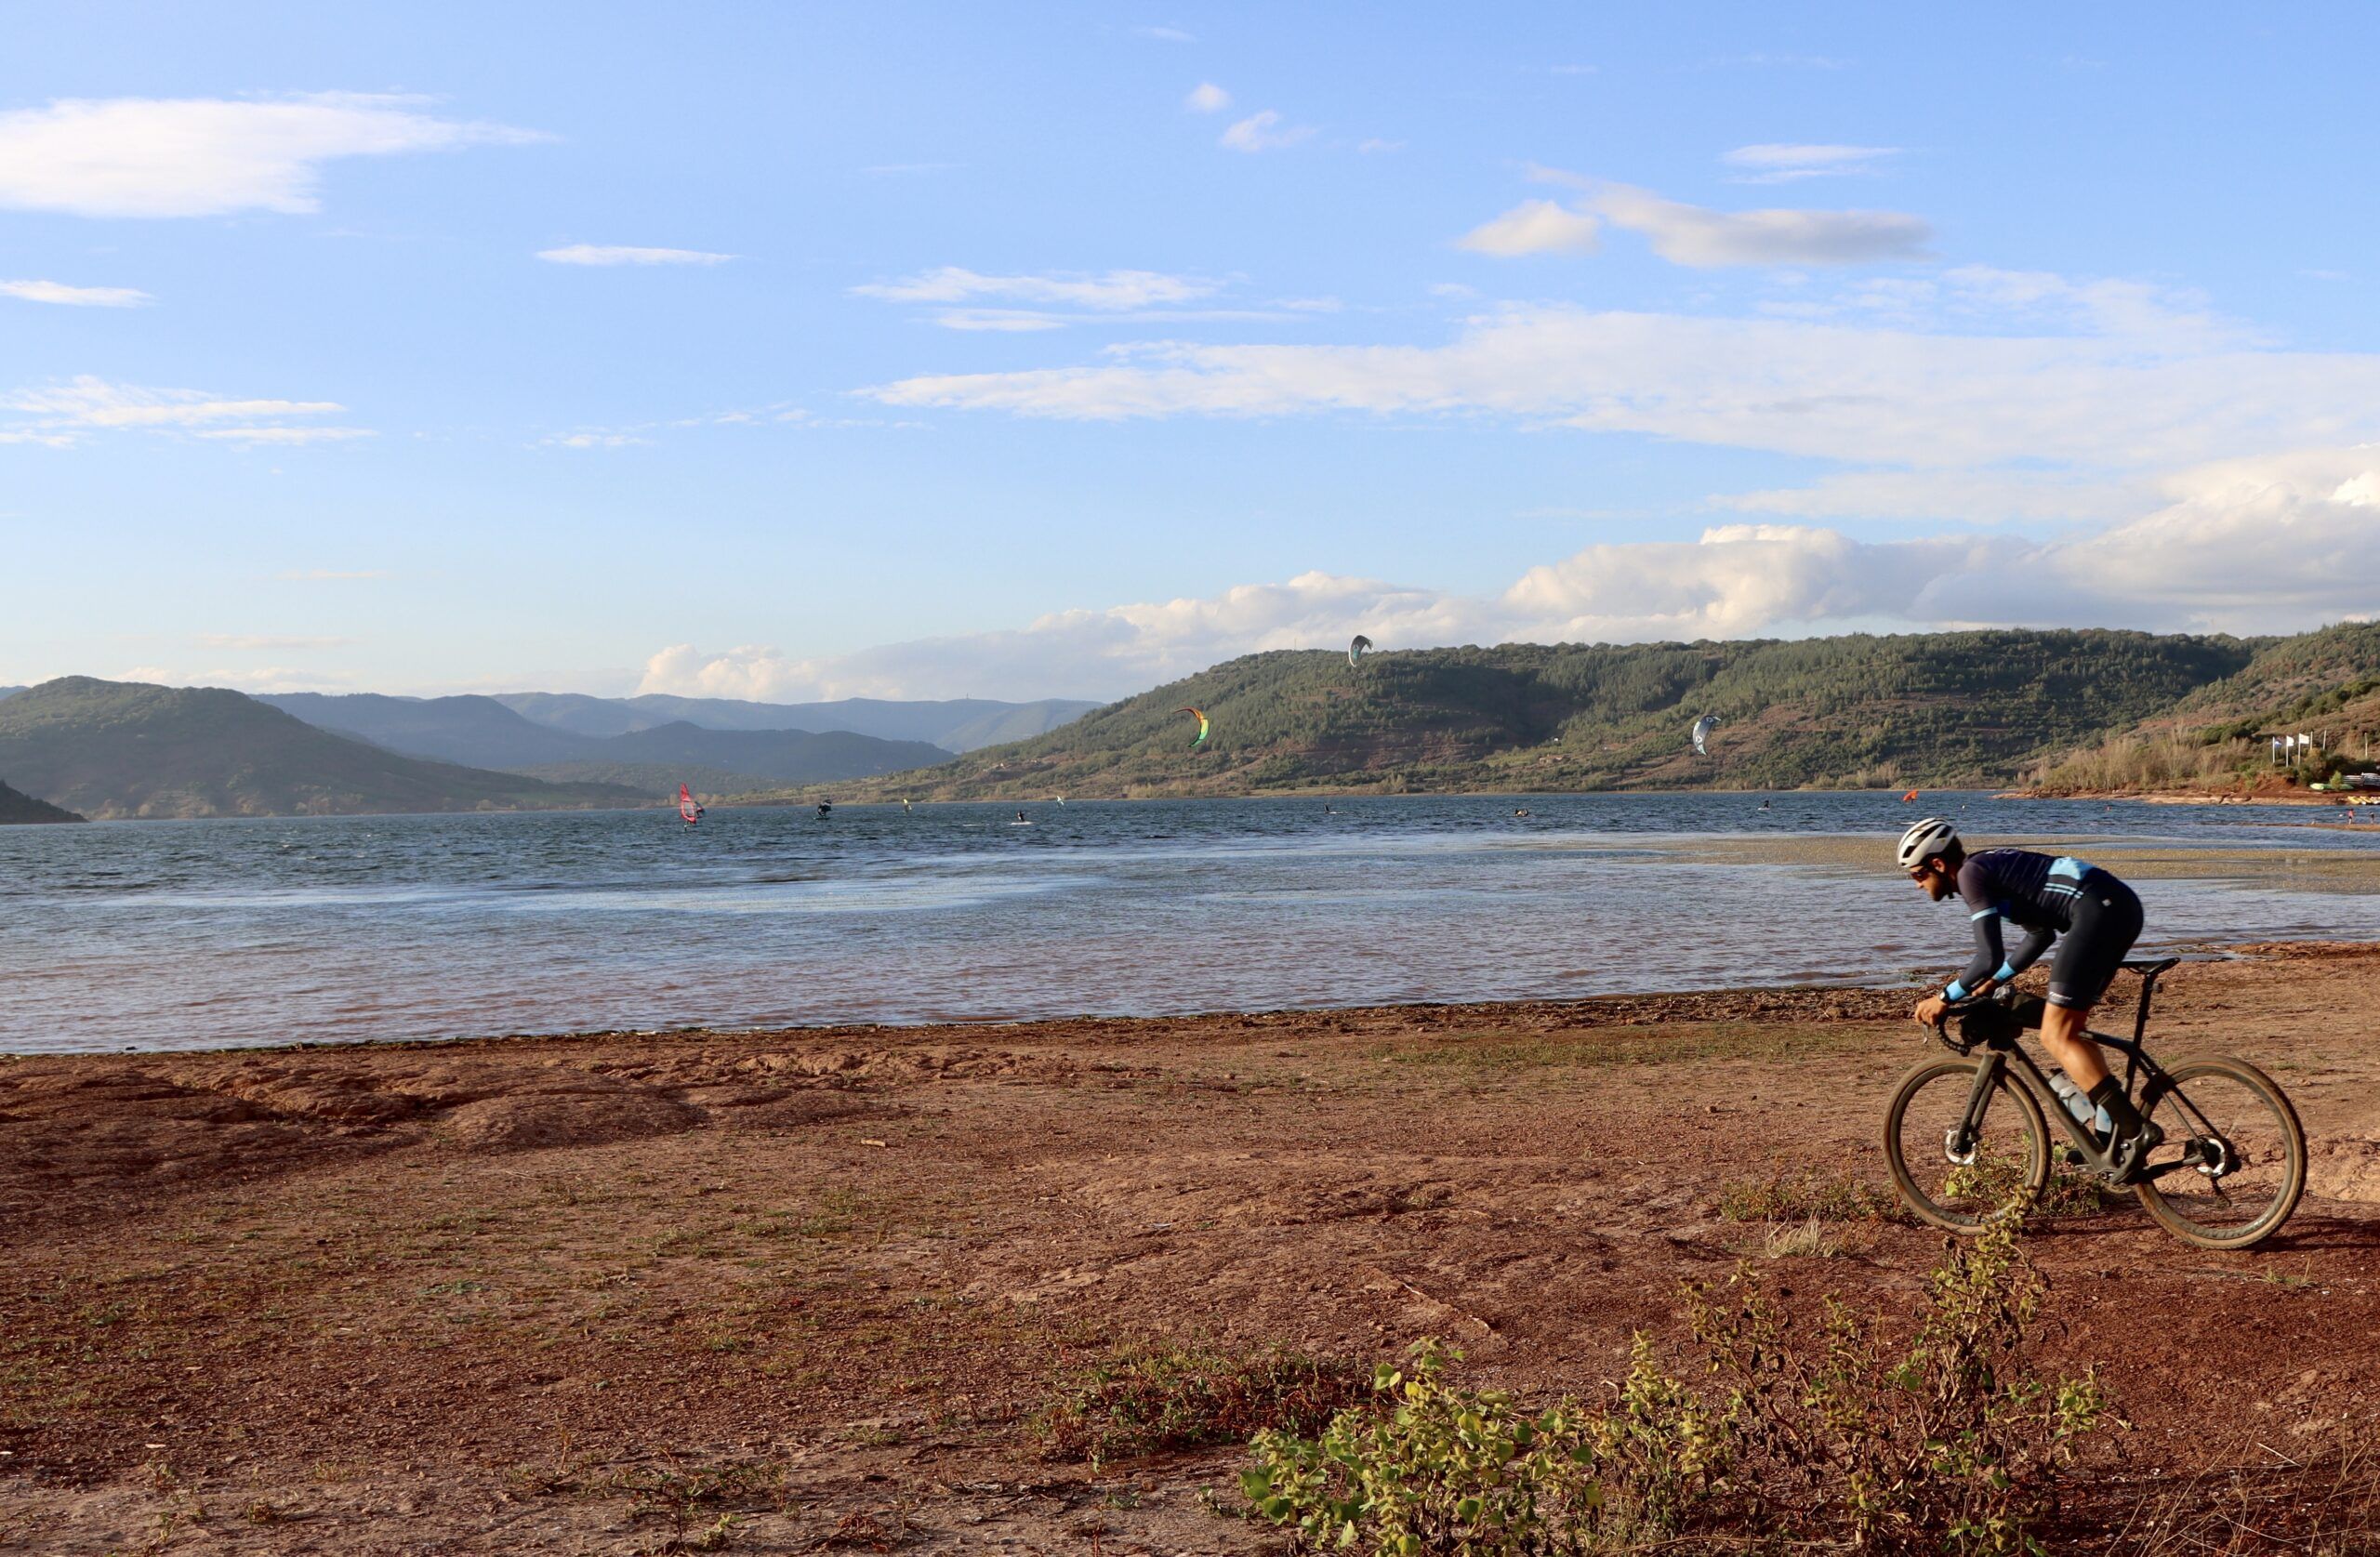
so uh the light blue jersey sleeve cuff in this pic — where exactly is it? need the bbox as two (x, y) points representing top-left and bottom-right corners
(1944, 981), (1968, 1001)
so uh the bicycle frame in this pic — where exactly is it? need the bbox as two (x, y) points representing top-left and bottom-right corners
(1940, 967), (2235, 1186)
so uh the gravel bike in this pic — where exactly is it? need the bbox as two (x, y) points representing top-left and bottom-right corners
(1882, 957), (2307, 1249)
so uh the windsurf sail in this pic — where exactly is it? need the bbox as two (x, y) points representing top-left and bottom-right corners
(677, 784), (702, 825)
(1901, 788), (1921, 803)
(1177, 706), (1210, 748)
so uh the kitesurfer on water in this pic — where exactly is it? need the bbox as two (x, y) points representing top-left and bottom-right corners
(1898, 818), (2161, 1181)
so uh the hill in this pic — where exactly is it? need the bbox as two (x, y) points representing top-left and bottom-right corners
(0, 776), (81, 824)
(490, 691), (1096, 751)
(747, 629), (2263, 801)
(0, 679), (651, 820)
(259, 693), (591, 769)
(2028, 621), (2380, 795)
(261, 696), (955, 791)
(511, 722), (952, 796)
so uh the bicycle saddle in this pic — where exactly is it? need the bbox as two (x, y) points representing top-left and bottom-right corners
(2123, 957), (2182, 977)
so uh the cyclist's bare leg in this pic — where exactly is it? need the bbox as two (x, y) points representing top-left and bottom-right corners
(2037, 1001), (2110, 1090)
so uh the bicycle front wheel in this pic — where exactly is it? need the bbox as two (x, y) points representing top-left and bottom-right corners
(1884, 1056), (2051, 1233)
(2134, 1058), (2307, 1250)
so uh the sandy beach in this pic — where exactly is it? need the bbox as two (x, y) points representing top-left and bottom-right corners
(7, 944), (2379, 1552)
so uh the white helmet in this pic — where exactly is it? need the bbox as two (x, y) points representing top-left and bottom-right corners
(1896, 816), (1960, 870)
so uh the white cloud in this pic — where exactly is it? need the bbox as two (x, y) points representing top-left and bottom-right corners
(1220, 111), (1315, 152)
(544, 431), (653, 448)
(195, 633), (355, 651)
(640, 452), (2380, 701)
(1723, 143), (1898, 182)
(1593, 183), (1931, 266)
(0, 93), (545, 218)
(1185, 82), (1231, 113)
(192, 426), (374, 445)
(537, 244), (735, 266)
(1457, 200), (1601, 257)
(1357, 139), (1405, 154)
(1712, 469), (2149, 527)
(1138, 25), (1195, 42)
(854, 266), (1219, 310)
(864, 303), (2380, 474)
(3, 376), (359, 445)
(1, 278), (152, 307)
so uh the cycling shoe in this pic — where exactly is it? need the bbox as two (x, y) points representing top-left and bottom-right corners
(2107, 1120), (2165, 1185)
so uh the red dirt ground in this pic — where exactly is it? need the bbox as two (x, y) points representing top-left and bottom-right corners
(5, 946), (2378, 1552)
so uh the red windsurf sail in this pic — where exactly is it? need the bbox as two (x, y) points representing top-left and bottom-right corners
(678, 784), (703, 825)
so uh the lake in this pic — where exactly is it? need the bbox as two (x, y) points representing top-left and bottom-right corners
(5, 792), (2378, 1053)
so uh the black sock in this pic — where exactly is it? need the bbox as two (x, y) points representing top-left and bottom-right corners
(2088, 1077), (2143, 1139)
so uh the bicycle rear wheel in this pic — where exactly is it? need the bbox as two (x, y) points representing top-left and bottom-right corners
(2134, 1058), (2307, 1249)
(1884, 1056), (2051, 1233)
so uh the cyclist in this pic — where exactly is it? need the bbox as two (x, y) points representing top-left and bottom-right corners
(1897, 818), (2162, 1181)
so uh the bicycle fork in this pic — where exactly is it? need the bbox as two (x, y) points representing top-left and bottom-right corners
(1945, 1049), (2007, 1165)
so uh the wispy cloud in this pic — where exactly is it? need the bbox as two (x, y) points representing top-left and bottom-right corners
(1137, 24), (1195, 42)
(543, 431), (653, 449)
(1185, 82), (1232, 113)
(0, 92), (545, 218)
(854, 267), (1218, 310)
(1457, 199), (1601, 257)
(1723, 143), (1899, 182)
(1221, 110), (1315, 152)
(195, 633), (355, 651)
(3, 376), (364, 445)
(537, 244), (736, 267)
(1593, 183), (1930, 266)
(1, 278), (152, 307)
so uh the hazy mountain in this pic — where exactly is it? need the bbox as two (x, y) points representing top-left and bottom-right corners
(490, 691), (1097, 751)
(0, 686), (21, 701)
(0, 776), (81, 824)
(765, 629), (2267, 800)
(259, 693), (594, 768)
(0, 679), (650, 820)
(263, 696), (955, 792)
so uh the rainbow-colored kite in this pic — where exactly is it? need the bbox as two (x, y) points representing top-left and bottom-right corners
(1177, 706), (1210, 748)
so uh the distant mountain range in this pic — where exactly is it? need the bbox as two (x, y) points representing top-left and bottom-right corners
(0, 680), (653, 820)
(483, 691), (1097, 751)
(0, 775), (81, 824)
(257, 693), (963, 792)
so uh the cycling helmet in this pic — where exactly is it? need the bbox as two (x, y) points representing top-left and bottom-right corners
(1896, 816), (1960, 870)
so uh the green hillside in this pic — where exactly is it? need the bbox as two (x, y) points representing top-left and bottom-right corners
(745, 628), (2260, 801)
(0, 679), (652, 820)
(2029, 622), (2380, 794)
(0, 777), (82, 824)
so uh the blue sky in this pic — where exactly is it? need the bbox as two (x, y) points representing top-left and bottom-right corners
(5, 4), (2378, 702)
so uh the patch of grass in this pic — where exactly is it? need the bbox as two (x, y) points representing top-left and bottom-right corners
(1718, 1168), (1901, 1224)
(1037, 1344), (1369, 1468)
(1760, 1217), (1847, 1260)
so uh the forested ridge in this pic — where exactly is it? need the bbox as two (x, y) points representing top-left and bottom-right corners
(748, 627), (2298, 801)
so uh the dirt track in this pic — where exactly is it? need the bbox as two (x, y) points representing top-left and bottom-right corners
(6, 947), (2379, 1553)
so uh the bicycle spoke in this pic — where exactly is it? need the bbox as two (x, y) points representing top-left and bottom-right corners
(2135, 1060), (2306, 1248)
(1886, 1061), (2046, 1229)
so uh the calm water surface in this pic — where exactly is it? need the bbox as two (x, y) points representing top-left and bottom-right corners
(4, 793), (2377, 1053)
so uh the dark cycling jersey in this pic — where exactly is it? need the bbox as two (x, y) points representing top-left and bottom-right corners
(1944, 848), (2142, 1008)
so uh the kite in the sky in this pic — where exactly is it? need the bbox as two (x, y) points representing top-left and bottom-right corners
(1691, 715), (1716, 757)
(1177, 706), (1210, 748)
(1348, 634), (1373, 668)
